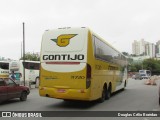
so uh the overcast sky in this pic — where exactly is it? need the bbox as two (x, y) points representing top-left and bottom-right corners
(0, 0), (160, 60)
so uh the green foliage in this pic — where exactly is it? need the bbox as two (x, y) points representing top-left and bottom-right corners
(143, 59), (160, 74)
(130, 54), (137, 57)
(20, 52), (40, 61)
(129, 64), (137, 72)
(122, 52), (129, 56)
(129, 63), (141, 72)
(130, 58), (160, 74)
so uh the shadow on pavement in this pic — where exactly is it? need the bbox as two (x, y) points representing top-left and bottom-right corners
(0, 99), (21, 106)
(46, 99), (99, 110)
(44, 89), (128, 110)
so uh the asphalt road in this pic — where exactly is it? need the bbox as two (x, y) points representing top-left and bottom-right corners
(0, 78), (160, 120)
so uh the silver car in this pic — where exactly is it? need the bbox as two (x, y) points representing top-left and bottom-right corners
(134, 73), (142, 80)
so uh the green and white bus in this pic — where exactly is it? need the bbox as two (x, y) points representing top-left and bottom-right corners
(0, 61), (9, 78)
(9, 60), (40, 85)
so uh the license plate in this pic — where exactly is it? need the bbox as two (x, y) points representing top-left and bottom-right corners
(57, 89), (66, 93)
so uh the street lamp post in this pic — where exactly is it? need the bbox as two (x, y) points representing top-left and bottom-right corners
(23, 22), (25, 86)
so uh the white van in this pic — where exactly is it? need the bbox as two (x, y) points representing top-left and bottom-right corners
(139, 70), (151, 79)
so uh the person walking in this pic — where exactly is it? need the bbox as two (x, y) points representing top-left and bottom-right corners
(10, 71), (16, 81)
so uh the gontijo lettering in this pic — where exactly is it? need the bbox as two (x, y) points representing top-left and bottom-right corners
(43, 54), (84, 60)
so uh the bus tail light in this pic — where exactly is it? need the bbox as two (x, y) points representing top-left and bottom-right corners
(86, 64), (91, 89)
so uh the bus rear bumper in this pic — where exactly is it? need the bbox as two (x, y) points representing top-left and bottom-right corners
(39, 86), (91, 101)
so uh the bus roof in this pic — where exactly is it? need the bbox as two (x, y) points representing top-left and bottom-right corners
(0, 61), (10, 63)
(43, 27), (126, 59)
(90, 30), (126, 58)
(11, 60), (40, 63)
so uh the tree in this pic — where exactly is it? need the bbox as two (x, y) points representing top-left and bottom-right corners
(129, 64), (137, 72)
(129, 58), (160, 74)
(143, 59), (160, 74)
(122, 52), (129, 56)
(130, 54), (137, 57)
(20, 52), (40, 61)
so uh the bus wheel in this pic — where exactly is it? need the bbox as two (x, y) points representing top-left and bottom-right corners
(124, 81), (127, 87)
(99, 88), (106, 103)
(106, 86), (111, 100)
(123, 80), (127, 90)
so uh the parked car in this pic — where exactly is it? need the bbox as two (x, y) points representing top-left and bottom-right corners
(134, 73), (142, 80)
(0, 78), (30, 103)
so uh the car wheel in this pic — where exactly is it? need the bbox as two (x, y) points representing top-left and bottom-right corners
(20, 91), (27, 101)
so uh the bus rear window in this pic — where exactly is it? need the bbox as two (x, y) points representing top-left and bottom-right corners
(0, 63), (9, 69)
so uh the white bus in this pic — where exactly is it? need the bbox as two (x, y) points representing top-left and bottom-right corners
(0, 61), (9, 78)
(9, 60), (40, 85)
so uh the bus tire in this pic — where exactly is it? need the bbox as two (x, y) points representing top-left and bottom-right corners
(124, 80), (127, 88)
(122, 80), (127, 90)
(99, 87), (107, 103)
(106, 85), (111, 100)
(20, 91), (27, 101)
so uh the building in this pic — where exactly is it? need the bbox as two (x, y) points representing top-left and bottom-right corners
(132, 39), (146, 56)
(0, 56), (11, 61)
(132, 40), (139, 55)
(0, 56), (5, 61)
(156, 40), (160, 57)
(145, 43), (155, 58)
(132, 39), (155, 58)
